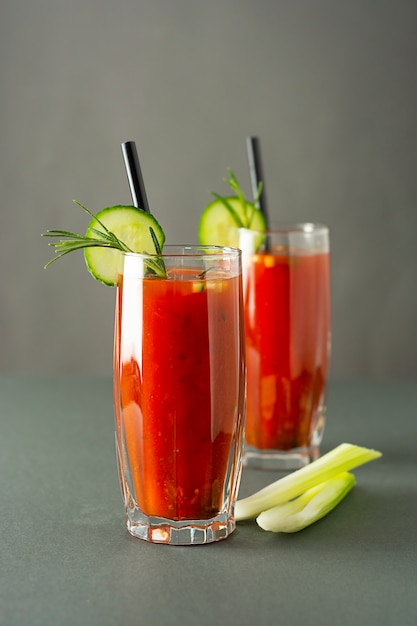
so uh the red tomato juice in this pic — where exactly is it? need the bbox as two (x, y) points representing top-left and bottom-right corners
(243, 249), (330, 451)
(114, 269), (245, 521)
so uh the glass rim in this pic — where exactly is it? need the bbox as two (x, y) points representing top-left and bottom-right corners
(121, 244), (241, 259)
(240, 222), (329, 235)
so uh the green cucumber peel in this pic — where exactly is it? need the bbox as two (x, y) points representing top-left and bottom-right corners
(42, 201), (167, 281)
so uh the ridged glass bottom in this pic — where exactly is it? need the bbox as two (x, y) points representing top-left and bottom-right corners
(126, 508), (236, 545)
(243, 443), (320, 471)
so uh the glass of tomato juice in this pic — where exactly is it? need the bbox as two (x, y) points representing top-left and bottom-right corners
(239, 224), (331, 470)
(113, 246), (245, 545)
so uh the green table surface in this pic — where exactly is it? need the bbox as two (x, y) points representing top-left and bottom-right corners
(0, 376), (416, 626)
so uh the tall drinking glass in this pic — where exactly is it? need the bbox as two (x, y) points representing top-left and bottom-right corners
(113, 246), (245, 545)
(239, 224), (331, 470)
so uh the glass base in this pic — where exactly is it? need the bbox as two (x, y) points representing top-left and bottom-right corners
(125, 508), (236, 545)
(243, 405), (327, 471)
(242, 443), (320, 471)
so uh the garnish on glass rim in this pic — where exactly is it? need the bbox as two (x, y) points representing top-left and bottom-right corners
(198, 169), (267, 248)
(43, 201), (132, 265)
(212, 169), (263, 228)
(42, 200), (167, 285)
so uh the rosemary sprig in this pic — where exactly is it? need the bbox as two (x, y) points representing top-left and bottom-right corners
(42, 201), (131, 268)
(217, 169), (263, 228)
(196, 266), (215, 279)
(42, 201), (167, 278)
(148, 225), (167, 276)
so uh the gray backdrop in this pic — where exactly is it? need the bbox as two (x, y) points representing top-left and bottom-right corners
(1, 0), (416, 378)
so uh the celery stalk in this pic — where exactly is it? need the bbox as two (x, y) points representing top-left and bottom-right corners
(256, 471), (356, 533)
(235, 443), (381, 521)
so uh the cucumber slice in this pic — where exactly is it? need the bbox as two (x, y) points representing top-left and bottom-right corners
(84, 205), (165, 285)
(198, 196), (267, 248)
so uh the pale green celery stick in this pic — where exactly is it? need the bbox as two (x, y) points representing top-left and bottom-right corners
(256, 471), (356, 533)
(235, 443), (382, 521)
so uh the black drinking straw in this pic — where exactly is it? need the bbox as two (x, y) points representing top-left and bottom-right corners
(121, 140), (151, 213)
(246, 136), (270, 229)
